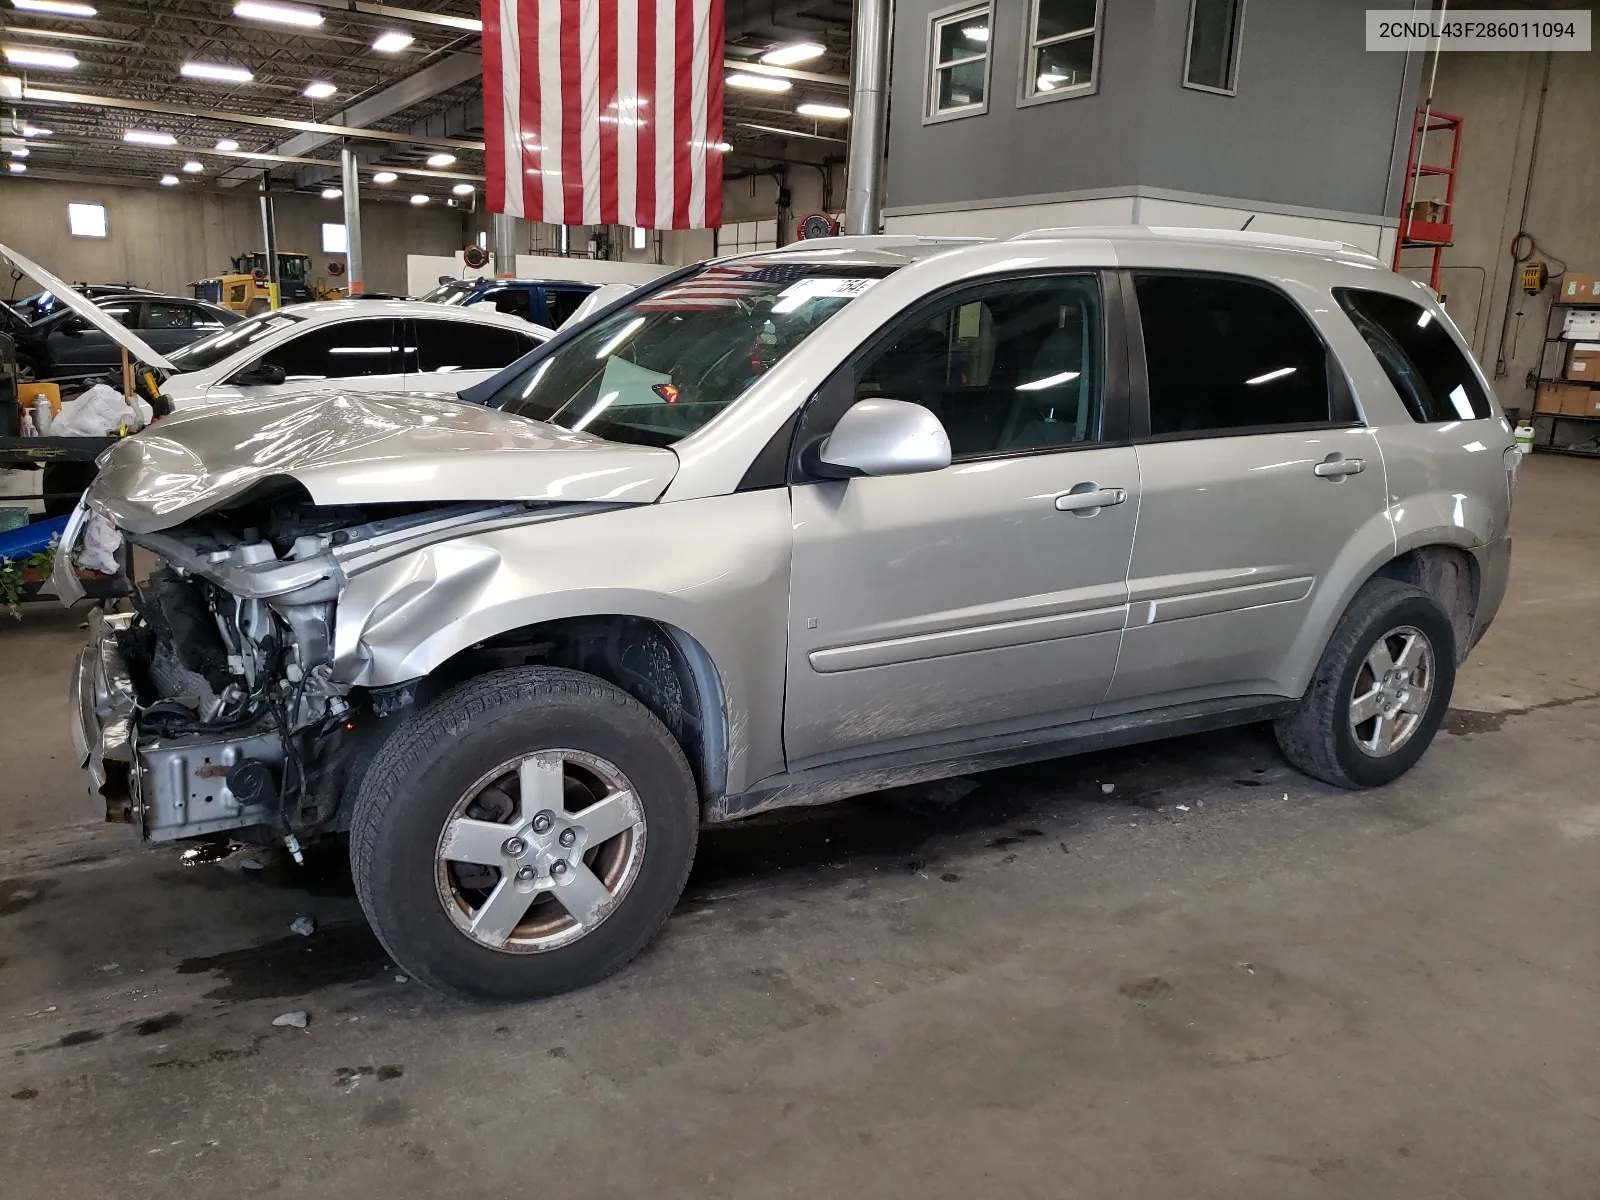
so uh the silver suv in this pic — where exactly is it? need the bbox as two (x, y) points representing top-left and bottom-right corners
(60, 229), (1516, 999)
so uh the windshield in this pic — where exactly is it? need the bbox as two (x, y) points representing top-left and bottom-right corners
(490, 262), (893, 446)
(279, 256), (309, 281)
(168, 310), (306, 371)
(420, 281), (477, 305)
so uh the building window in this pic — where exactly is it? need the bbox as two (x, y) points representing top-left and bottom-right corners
(321, 222), (347, 254)
(1019, 0), (1101, 105)
(926, 4), (991, 122)
(1184, 0), (1245, 94)
(67, 203), (107, 238)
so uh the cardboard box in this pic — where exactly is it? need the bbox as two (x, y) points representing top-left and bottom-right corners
(1566, 343), (1600, 381)
(1536, 381), (1588, 415)
(1564, 308), (1600, 341)
(1566, 388), (1600, 419)
(1409, 199), (1445, 224)
(1562, 273), (1600, 305)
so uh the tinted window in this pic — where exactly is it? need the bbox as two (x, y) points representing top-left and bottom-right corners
(473, 287), (533, 320)
(855, 274), (1102, 457)
(545, 288), (589, 327)
(96, 303), (139, 329)
(408, 319), (526, 373)
(1134, 273), (1330, 435)
(1335, 288), (1492, 422)
(169, 310), (306, 370)
(145, 302), (196, 329)
(254, 320), (398, 381)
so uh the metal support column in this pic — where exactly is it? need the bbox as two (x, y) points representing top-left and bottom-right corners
(258, 175), (281, 309)
(340, 143), (365, 295)
(843, 0), (890, 236)
(492, 212), (517, 277)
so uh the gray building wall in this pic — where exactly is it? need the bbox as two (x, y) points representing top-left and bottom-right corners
(884, 0), (1419, 220)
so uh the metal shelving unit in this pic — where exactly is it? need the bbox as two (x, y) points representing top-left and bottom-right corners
(1530, 289), (1600, 458)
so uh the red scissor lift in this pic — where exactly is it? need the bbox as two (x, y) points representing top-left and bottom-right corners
(1391, 107), (1463, 294)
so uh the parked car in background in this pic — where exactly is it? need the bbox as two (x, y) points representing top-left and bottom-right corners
(419, 277), (599, 327)
(29, 295), (239, 378)
(55, 228), (1515, 1002)
(14, 283), (156, 322)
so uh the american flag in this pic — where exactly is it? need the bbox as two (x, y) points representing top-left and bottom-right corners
(483, 0), (725, 230)
(633, 264), (775, 309)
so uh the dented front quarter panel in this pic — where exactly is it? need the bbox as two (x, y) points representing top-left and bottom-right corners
(333, 491), (794, 794)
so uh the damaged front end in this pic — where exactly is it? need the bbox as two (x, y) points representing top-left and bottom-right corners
(64, 490), (387, 850)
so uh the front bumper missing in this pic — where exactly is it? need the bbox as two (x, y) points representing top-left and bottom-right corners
(71, 609), (138, 822)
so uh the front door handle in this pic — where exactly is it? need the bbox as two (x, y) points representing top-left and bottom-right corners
(1054, 485), (1128, 514)
(1314, 455), (1366, 479)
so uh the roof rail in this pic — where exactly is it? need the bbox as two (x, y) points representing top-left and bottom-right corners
(1008, 224), (1378, 261)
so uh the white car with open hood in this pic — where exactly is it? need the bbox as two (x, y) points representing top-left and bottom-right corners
(0, 244), (553, 410)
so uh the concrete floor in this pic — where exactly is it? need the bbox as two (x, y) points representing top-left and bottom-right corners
(1, 456), (1596, 1199)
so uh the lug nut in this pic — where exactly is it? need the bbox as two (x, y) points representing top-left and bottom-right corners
(502, 837), (527, 857)
(531, 811), (555, 834)
(515, 865), (536, 882)
(550, 860), (568, 877)
(558, 828), (577, 847)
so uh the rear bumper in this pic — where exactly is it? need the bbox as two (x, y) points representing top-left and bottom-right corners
(1469, 534), (1512, 652)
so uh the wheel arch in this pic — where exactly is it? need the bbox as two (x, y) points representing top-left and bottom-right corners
(1371, 541), (1481, 663)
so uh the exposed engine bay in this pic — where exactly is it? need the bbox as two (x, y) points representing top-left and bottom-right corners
(73, 487), (552, 854)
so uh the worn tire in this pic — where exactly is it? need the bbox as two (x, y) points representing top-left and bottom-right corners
(349, 666), (698, 1001)
(1274, 578), (1457, 789)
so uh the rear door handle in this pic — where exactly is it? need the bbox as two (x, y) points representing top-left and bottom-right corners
(1054, 485), (1128, 513)
(1314, 455), (1366, 479)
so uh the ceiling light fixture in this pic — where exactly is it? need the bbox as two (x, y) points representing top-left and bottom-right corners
(726, 72), (791, 93)
(321, 186), (341, 199)
(11, 0), (96, 15)
(796, 101), (850, 119)
(159, 173), (179, 185)
(961, 24), (988, 41)
(7, 161), (24, 173)
(123, 129), (176, 145)
(371, 170), (397, 183)
(302, 80), (336, 99)
(22, 125), (51, 137)
(451, 182), (474, 195)
(182, 159), (203, 172)
(759, 41), (824, 66)
(180, 61), (254, 83)
(371, 30), (413, 52)
(9, 146), (27, 158)
(3, 46), (79, 69)
(425, 152), (455, 167)
(409, 192), (428, 205)
(214, 137), (239, 151)
(233, 1), (323, 28)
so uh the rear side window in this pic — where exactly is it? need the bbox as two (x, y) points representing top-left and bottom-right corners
(257, 320), (398, 381)
(409, 319), (526, 373)
(545, 288), (589, 327)
(1335, 288), (1492, 422)
(1133, 273), (1330, 436)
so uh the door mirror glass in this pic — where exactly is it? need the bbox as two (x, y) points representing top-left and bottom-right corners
(814, 399), (951, 478)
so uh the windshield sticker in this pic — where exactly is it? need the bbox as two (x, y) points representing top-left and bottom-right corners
(770, 276), (879, 313)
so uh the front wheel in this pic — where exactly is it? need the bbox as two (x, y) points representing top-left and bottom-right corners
(1275, 578), (1457, 789)
(349, 667), (699, 1000)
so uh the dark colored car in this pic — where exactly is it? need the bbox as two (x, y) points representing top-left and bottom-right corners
(418, 277), (598, 327)
(14, 284), (156, 322)
(29, 295), (240, 378)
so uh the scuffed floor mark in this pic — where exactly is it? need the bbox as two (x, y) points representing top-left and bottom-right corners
(1444, 691), (1600, 737)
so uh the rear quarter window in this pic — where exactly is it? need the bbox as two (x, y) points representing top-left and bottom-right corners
(1335, 288), (1493, 422)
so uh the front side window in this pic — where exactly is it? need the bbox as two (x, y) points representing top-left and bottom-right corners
(169, 310), (306, 371)
(1134, 273), (1330, 436)
(251, 319), (398, 382)
(854, 274), (1102, 458)
(1021, 0), (1101, 103)
(928, 5), (991, 119)
(491, 261), (894, 447)
(408, 319), (528, 373)
(1335, 288), (1492, 422)
(1184, 0), (1245, 93)
(145, 302), (195, 330)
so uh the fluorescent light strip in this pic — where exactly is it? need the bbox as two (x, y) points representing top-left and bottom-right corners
(371, 30), (413, 52)
(124, 129), (176, 145)
(233, 0), (324, 27)
(303, 80), (336, 98)
(4, 46), (79, 69)
(11, 0), (97, 15)
(760, 41), (824, 66)
(727, 72), (790, 93)
(796, 102), (849, 119)
(181, 62), (254, 83)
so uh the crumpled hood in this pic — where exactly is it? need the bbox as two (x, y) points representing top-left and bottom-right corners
(86, 390), (679, 534)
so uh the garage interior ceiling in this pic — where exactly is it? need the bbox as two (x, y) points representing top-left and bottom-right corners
(2, 0), (853, 205)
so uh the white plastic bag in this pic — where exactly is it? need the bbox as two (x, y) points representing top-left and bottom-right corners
(79, 512), (123, 575)
(52, 384), (153, 436)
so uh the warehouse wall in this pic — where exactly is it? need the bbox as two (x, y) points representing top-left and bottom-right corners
(1396, 51), (1600, 415)
(883, 0), (1420, 223)
(0, 177), (469, 298)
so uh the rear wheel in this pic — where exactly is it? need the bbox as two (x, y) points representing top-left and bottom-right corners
(350, 667), (698, 1000)
(1275, 578), (1457, 788)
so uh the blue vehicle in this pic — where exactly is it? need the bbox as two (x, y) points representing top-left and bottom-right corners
(418, 277), (598, 327)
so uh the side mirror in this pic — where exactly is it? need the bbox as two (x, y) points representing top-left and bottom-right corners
(236, 362), (287, 386)
(811, 399), (951, 479)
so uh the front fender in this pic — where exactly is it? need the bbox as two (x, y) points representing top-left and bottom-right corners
(333, 491), (793, 794)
